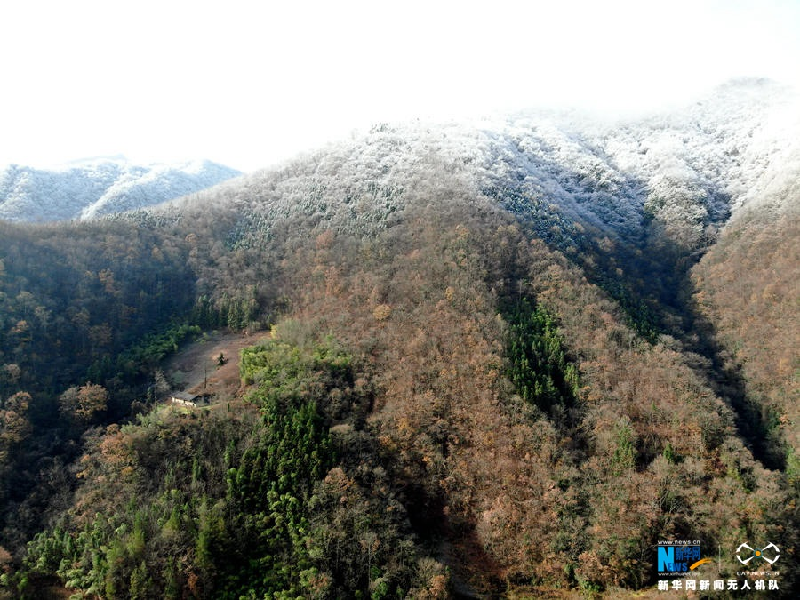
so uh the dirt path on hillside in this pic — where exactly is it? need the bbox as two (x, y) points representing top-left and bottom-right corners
(163, 330), (269, 402)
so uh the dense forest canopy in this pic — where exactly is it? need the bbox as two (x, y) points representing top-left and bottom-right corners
(0, 80), (797, 598)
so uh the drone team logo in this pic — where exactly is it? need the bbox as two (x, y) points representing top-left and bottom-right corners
(736, 541), (780, 566)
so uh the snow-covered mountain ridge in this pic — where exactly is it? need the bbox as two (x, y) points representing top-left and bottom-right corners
(0, 157), (241, 222)
(183, 79), (796, 258)
(453, 78), (799, 247)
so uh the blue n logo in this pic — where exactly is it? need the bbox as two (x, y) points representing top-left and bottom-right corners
(658, 547), (675, 572)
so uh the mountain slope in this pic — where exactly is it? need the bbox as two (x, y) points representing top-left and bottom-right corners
(0, 157), (241, 222)
(0, 79), (797, 598)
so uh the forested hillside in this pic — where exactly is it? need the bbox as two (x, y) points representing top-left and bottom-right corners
(0, 79), (797, 598)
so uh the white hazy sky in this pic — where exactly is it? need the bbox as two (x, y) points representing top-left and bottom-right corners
(1, 0), (798, 172)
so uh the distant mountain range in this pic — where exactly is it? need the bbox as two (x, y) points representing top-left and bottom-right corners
(0, 157), (241, 222)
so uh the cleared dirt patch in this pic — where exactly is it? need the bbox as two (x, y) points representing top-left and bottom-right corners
(163, 329), (269, 402)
